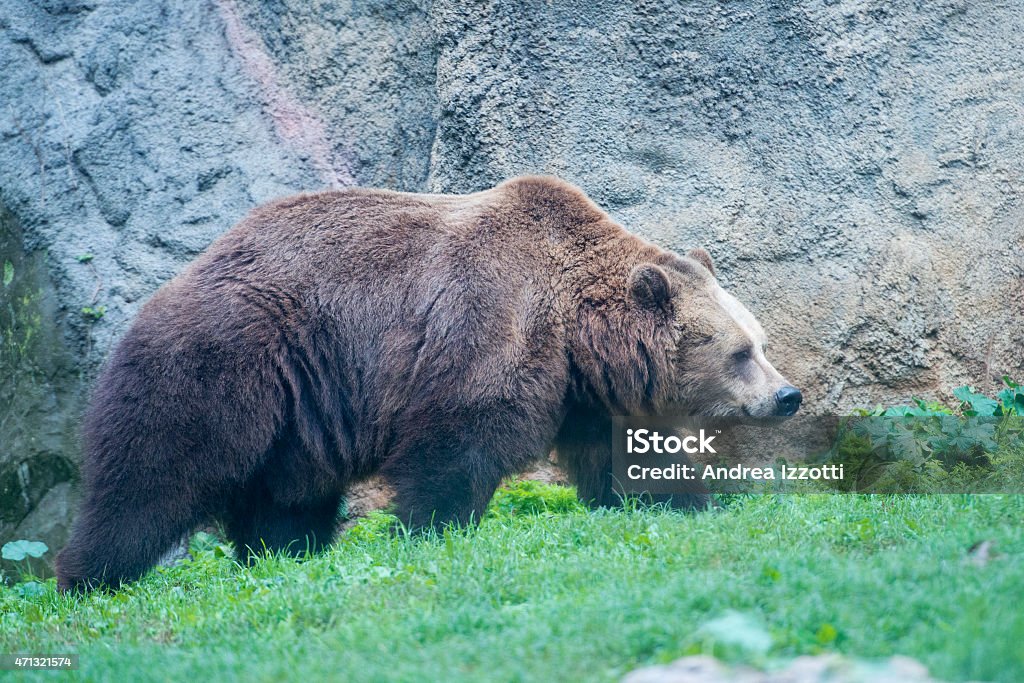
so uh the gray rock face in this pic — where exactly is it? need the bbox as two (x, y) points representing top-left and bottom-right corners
(1, 1), (1022, 568)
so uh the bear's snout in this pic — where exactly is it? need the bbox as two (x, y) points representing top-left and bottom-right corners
(774, 386), (802, 416)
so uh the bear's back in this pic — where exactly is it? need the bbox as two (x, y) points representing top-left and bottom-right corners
(140, 179), (607, 414)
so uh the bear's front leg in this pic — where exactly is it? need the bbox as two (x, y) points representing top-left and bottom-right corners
(380, 453), (507, 532)
(555, 406), (620, 507)
(378, 417), (539, 532)
(556, 405), (712, 510)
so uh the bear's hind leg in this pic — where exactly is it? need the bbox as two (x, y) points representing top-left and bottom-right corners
(223, 486), (342, 564)
(56, 486), (202, 592)
(556, 405), (711, 510)
(380, 439), (511, 533)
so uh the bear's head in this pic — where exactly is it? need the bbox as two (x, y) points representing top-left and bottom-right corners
(575, 247), (801, 418)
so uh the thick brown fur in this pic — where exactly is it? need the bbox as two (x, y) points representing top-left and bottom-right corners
(56, 176), (791, 591)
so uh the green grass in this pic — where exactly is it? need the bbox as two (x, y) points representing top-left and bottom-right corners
(2, 486), (1023, 682)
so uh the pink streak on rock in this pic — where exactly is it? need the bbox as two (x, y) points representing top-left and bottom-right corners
(217, 0), (355, 188)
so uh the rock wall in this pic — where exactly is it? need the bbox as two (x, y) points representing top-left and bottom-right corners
(0, 204), (79, 576)
(1, 0), (1022, 569)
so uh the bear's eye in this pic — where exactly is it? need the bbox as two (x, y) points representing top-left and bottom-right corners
(732, 348), (752, 364)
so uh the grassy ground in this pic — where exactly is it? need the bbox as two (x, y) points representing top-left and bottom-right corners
(2, 485), (1022, 682)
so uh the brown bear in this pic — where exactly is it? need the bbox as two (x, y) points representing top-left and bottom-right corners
(56, 176), (800, 591)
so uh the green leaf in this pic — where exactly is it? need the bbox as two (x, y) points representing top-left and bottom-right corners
(2, 540), (49, 561)
(81, 305), (107, 321)
(997, 388), (1024, 416)
(952, 386), (1000, 416)
(960, 422), (998, 451)
(891, 428), (927, 464)
(816, 623), (838, 646)
(15, 581), (47, 598)
(852, 419), (892, 453)
(882, 406), (913, 417)
(2, 260), (13, 288)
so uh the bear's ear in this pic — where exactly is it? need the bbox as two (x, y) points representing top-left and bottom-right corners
(629, 264), (672, 312)
(687, 247), (715, 277)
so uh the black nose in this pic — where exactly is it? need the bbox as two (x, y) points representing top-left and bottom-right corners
(775, 386), (802, 416)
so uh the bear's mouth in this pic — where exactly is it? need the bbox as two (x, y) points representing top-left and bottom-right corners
(739, 404), (795, 424)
